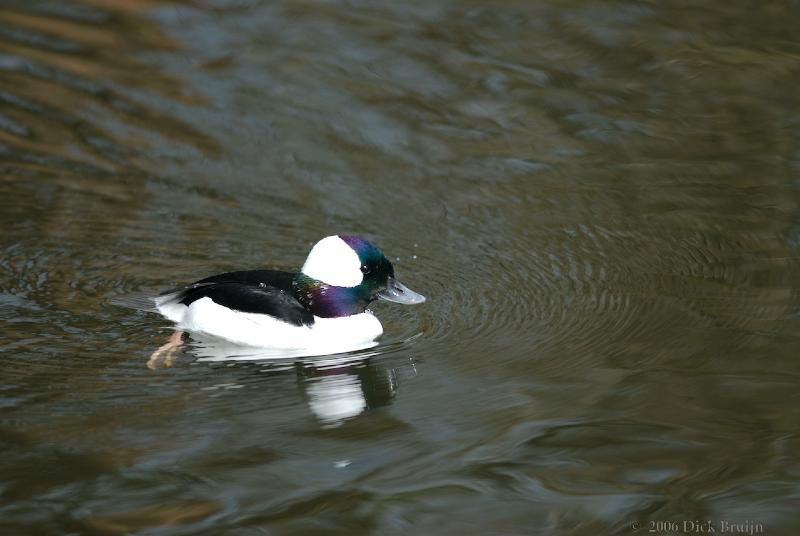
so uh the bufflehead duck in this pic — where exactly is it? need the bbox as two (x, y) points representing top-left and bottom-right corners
(150, 235), (425, 358)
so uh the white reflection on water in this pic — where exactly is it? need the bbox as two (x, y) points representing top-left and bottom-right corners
(171, 333), (418, 426)
(190, 335), (379, 362)
(306, 375), (367, 426)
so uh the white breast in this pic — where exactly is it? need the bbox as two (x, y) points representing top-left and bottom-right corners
(156, 296), (383, 355)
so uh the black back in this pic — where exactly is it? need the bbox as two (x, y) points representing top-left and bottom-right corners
(161, 270), (314, 327)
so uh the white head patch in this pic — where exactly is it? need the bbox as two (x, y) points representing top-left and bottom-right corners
(301, 236), (363, 287)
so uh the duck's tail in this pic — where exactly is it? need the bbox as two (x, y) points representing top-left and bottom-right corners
(109, 292), (159, 313)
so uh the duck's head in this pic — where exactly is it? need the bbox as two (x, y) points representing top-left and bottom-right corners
(297, 235), (425, 317)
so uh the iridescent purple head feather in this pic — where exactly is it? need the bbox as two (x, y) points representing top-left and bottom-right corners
(294, 235), (424, 318)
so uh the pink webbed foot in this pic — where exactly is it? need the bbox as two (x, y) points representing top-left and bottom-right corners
(147, 330), (185, 369)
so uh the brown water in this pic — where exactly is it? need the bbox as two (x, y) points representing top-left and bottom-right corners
(2, 1), (800, 534)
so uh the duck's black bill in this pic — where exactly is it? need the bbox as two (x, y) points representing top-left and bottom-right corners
(378, 277), (426, 305)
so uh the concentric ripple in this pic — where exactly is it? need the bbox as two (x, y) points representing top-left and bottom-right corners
(410, 180), (799, 376)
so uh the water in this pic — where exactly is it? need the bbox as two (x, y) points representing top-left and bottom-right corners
(2, 1), (799, 534)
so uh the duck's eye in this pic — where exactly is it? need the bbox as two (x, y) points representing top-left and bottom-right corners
(360, 265), (371, 275)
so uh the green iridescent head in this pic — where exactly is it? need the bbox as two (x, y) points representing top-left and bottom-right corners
(295, 235), (425, 318)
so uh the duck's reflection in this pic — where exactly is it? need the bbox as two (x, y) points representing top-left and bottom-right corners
(298, 357), (407, 426)
(179, 335), (417, 427)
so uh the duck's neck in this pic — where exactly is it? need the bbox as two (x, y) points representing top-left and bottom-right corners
(293, 274), (371, 318)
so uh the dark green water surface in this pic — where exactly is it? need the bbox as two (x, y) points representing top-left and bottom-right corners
(1, 1), (799, 534)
